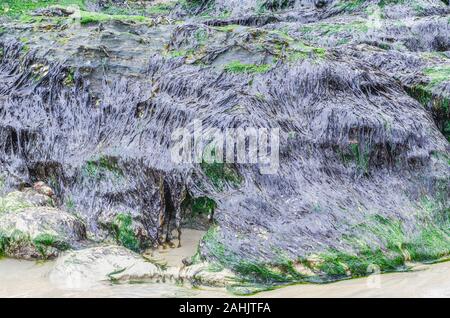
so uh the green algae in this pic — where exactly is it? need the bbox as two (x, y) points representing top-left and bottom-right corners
(223, 61), (271, 74)
(200, 162), (243, 191)
(299, 21), (369, 35)
(82, 155), (123, 180)
(79, 11), (151, 25)
(113, 213), (140, 252)
(0, 229), (69, 259)
(424, 66), (450, 89)
(146, 2), (177, 15)
(33, 232), (69, 258)
(0, 0), (86, 18)
(191, 197), (217, 216)
(0, 196), (33, 214)
(201, 226), (305, 285)
(200, 193), (449, 289)
(309, 198), (449, 278)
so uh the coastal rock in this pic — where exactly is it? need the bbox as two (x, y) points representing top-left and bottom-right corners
(0, 189), (53, 212)
(0, 0), (448, 285)
(97, 210), (151, 251)
(49, 245), (163, 289)
(33, 182), (55, 198)
(49, 244), (235, 289)
(163, 262), (236, 287)
(0, 206), (86, 259)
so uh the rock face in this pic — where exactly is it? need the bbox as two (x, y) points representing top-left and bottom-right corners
(0, 189), (86, 259)
(0, 0), (449, 284)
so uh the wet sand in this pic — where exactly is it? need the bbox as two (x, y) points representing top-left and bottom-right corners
(146, 229), (205, 267)
(1, 258), (449, 298)
(256, 261), (450, 298)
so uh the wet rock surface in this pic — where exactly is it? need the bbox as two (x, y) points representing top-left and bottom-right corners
(49, 244), (235, 288)
(0, 188), (87, 259)
(0, 0), (449, 287)
(49, 245), (162, 288)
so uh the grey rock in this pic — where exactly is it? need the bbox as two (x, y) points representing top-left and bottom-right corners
(0, 206), (86, 259)
(49, 245), (162, 289)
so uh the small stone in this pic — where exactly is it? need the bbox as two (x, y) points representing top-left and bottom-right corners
(33, 181), (55, 198)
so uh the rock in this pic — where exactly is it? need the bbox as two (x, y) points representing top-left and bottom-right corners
(314, 0), (328, 8)
(293, 263), (316, 277)
(0, 206), (86, 259)
(163, 262), (236, 288)
(182, 263), (236, 288)
(33, 182), (55, 198)
(49, 245), (162, 289)
(32, 6), (76, 17)
(0, 0), (448, 286)
(49, 244), (235, 289)
(0, 189), (53, 213)
(97, 210), (151, 251)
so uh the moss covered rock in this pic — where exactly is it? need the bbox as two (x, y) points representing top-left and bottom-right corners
(0, 206), (86, 259)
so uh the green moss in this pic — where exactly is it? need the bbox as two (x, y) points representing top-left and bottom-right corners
(190, 245), (203, 265)
(432, 151), (450, 166)
(194, 28), (208, 44)
(0, 229), (30, 257)
(234, 259), (304, 283)
(33, 233), (57, 246)
(146, 2), (177, 15)
(201, 193), (449, 287)
(405, 83), (449, 140)
(167, 49), (195, 58)
(309, 198), (449, 278)
(405, 227), (450, 261)
(338, 0), (403, 11)
(33, 233), (69, 258)
(82, 155), (123, 179)
(0, 231), (9, 256)
(288, 41), (326, 61)
(0, 196), (33, 214)
(338, 0), (366, 11)
(443, 120), (450, 142)
(201, 226), (303, 285)
(65, 196), (76, 212)
(316, 247), (404, 278)
(339, 143), (370, 174)
(113, 213), (140, 252)
(1, 0), (86, 18)
(406, 85), (449, 112)
(63, 68), (75, 86)
(0, 229), (68, 259)
(79, 11), (150, 25)
(223, 61), (271, 74)
(191, 197), (217, 216)
(298, 21), (369, 36)
(200, 162), (243, 191)
(180, 0), (213, 12)
(424, 66), (450, 89)
(378, 0), (406, 7)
